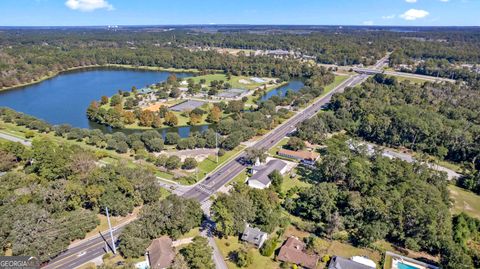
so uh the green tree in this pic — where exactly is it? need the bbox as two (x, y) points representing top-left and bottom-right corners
(166, 155), (181, 170)
(260, 238), (277, 257)
(165, 133), (181, 145)
(110, 94), (122, 106)
(269, 170), (283, 193)
(180, 236), (214, 269)
(164, 112), (179, 126)
(229, 247), (253, 268)
(211, 200), (235, 237)
(182, 157), (198, 170)
(286, 137), (305, 151)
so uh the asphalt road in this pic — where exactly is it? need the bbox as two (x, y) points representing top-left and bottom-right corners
(43, 225), (125, 269)
(182, 74), (368, 202)
(0, 132), (32, 146)
(353, 67), (455, 83)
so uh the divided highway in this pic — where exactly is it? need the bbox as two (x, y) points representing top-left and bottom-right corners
(44, 228), (124, 269)
(182, 74), (369, 202)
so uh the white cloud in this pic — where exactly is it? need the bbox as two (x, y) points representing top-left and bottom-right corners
(363, 20), (374, 25)
(405, 0), (417, 3)
(65, 0), (114, 12)
(439, 0), (449, 2)
(400, 9), (429, 20)
(382, 14), (396, 19)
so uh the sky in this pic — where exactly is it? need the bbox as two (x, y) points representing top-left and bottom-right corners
(0, 0), (478, 26)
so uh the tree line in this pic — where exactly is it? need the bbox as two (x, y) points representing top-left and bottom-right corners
(286, 136), (474, 268)
(0, 137), (165, 262)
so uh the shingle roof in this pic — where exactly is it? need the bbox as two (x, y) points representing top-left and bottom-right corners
(146, 236), (175, 269)
(241, 224), (267, 247)
(328, 256), (375, 269)
(250, 159), (287, 186)
(277, 237), (319, 269)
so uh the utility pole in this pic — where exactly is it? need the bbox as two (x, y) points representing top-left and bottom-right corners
(216, 132), (219, 164)
(106, 207), (116, 254)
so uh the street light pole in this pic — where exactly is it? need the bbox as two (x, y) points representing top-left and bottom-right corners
(105, 207), (116, 254)
(216, 132), (219, 164)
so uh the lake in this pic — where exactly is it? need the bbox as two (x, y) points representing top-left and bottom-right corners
(0, 68), (191, 128)
(0, 68), (303, 137)
(260, 80), (305, 101)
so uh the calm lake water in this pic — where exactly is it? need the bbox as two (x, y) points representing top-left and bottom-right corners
(260, 80), (305, 101)
(0, 68), (303, 137)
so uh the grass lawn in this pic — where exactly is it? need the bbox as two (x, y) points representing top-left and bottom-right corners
(323, 75), (349, 94)
(383, 255), (393, 269)
(281, 170), (312, 193)
(449, 185), (480, 219)
(84, 207), (140, 239)
(197, 145), (246, 179)
(156, 170), (175, 180)
(178, 227), (201, 240)
(267, 137), (289, 156)
(317, 239), (382, 265)
(188, 74), (272, 90)
(76, 262), (96, 269)
(215, 236), (280, 269)
(392, 75), (430, 85)
(232, 169), (248, 185)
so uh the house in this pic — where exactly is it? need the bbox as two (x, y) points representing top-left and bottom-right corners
(351, 256), (377, 268)
(328, 256), (375, 269)
(241, 223), (268, 248)
(277, 149), (320, 166)
(137, 87), (155, 95)
(145, 236), (175, 269)
(276, 237), (319, 269)
(247, 159), (288, 189)
(385, 251), (439, 269)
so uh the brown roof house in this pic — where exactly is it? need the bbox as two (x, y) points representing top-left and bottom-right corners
(277, 236), (319, 269)
(277, 149), (320, 166)
(145, 236), (175, 269)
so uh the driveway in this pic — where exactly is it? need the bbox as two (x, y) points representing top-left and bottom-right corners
(0, 132), (32, 146)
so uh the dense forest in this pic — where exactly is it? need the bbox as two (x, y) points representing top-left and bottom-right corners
(286, 136), (476, 268)
(208, 134), (478, 268)
(1, 27), (480, 90)
(297, 74), (480, 168)
(0, 137), (167, 262)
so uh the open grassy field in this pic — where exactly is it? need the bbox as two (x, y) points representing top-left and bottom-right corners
(390, 75), (431, 85)
(449, 185), (480, 219)
(189, 74), (273, 90)
(281, 169), (312, 193)
(324, 75), (349, 94)
(215, 236), (280, 269)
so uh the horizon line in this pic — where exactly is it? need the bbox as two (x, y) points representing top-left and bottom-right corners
(0, 24), (479, 28)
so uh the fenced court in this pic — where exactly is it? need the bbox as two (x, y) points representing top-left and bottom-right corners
(170, 100), (206, 112)
(217, 88), (248, 99)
